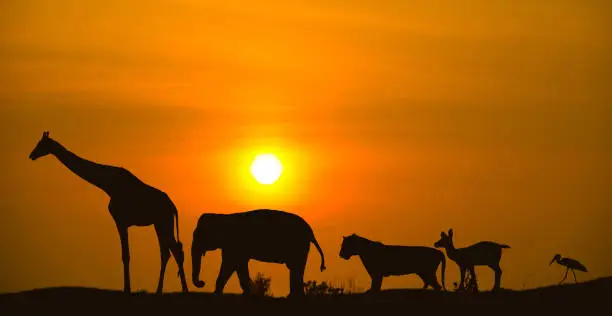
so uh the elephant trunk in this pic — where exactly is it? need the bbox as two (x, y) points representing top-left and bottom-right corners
(191, 241), (206, 288)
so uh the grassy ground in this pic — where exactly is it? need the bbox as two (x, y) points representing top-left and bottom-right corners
(1, 277), (609, 315)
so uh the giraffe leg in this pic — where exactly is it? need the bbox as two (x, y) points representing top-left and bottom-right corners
(571, 269), (577, 283)
(155, 225), (171, 295)
(117, 226), (131, 293)
(170, 241), (188, 292)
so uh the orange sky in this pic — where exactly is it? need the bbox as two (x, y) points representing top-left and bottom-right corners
(1, 0), (611, 295)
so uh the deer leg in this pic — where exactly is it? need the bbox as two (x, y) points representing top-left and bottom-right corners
(117, 226), (131, 293)
(154, 225), (171, 295)
(469, 266), (478, 292)
(490, 264), (502, 291)
(458, 267), (467, 291)
(559, 267), (569, 284)
(571, 269), (577, 283)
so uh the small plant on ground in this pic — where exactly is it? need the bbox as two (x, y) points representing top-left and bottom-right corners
(453, 271), (478, 292)
(341, 278), (363, 294)
(250, 272), (272, 297)
(304, 280), (345, 296)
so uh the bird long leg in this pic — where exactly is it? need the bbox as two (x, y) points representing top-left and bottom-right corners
(559, 267), (569, 284)
(571, 269), (577, 283)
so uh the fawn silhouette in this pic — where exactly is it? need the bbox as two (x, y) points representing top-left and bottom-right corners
(434, 229), (509, 292)
(29, 131), (189, 294)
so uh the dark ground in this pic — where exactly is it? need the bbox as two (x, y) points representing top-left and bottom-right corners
(1, 277), (610, 315)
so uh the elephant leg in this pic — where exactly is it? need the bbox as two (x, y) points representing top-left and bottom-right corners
(236, 262), (252, 295)
(215, 257), (237, 295)
(287, 256), (307, 298)
(116, 225), (131, 293)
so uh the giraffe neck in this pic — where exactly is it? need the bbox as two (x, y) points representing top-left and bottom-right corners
(49, 139), (117, 195)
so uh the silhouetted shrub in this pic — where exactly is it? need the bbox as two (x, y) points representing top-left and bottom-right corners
(250, 272), (272, 296)
(341, 278), (362, 294)
(304, 280), (344, 296)
(453, 271), (478, 292)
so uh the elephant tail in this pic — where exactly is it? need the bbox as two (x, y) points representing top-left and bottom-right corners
(311, 233), (326, 272)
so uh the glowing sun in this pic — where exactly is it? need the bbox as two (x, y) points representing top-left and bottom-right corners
(250, 153), (283, 185)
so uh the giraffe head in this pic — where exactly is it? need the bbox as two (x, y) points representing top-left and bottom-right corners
(29, 131), (53, 160)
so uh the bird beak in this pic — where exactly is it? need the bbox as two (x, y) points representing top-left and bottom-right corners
(549, 257), (556, 265)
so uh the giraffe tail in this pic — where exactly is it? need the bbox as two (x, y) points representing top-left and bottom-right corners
(170, 201), (184, 278)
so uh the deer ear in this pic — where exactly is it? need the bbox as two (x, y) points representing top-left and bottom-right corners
(448, 229), (453, 237)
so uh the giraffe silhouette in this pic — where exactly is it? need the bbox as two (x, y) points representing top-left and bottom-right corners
(29, 131), (189, 294)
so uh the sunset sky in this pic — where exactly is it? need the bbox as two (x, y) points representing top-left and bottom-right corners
(1, 0), (610, 295)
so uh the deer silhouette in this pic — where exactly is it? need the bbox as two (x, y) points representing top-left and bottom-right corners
(29, 131), (188, 294)
(434, 229), (509, 292)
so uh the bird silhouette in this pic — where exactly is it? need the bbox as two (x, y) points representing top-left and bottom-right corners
(550, 254), (587, 284)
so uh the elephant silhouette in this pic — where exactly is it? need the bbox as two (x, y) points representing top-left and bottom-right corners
(191, 209), (326, 297)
